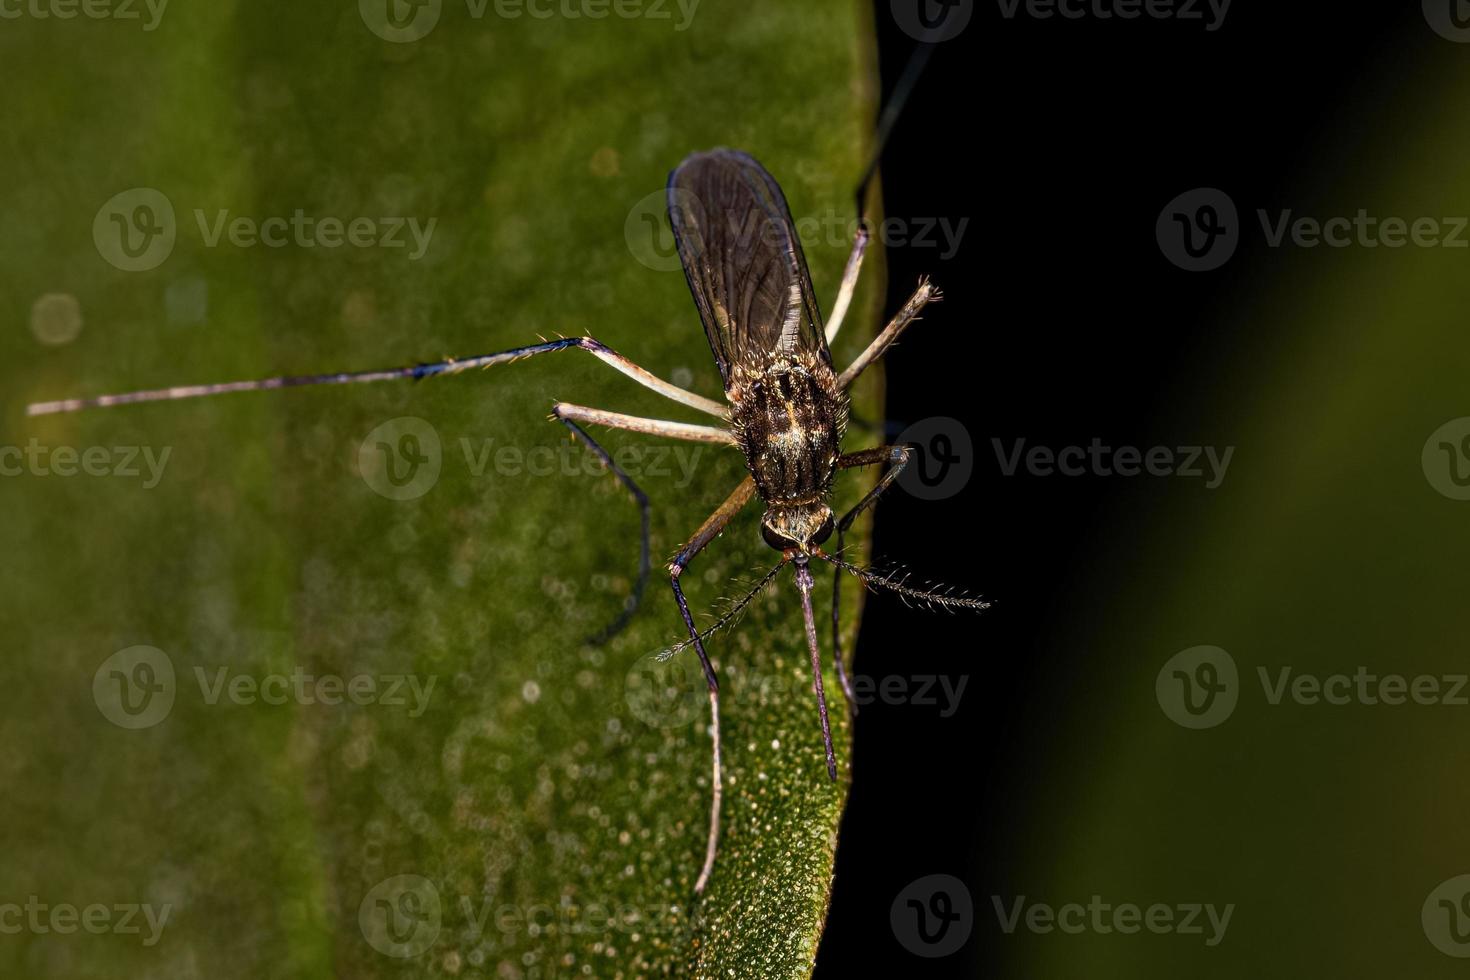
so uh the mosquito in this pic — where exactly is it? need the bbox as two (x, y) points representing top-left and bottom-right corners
(28, 147), (989, 893)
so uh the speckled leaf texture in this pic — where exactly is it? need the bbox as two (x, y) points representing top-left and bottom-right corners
(1, 2), (882, 977)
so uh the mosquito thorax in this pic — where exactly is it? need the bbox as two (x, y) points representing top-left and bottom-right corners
(730, 352), (848, 515)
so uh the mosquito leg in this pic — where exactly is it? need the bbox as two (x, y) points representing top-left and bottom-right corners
(836, 279), (939, 389)
(548, 416), (651, 646)
(828, 596), (857, 715)
(828, 444), (912, 712)
(28, 336), (728, 419)
(550, 402), (737, 445)
(827, 40), (936, 347)
(795, 558), (838, 781)
(836, 444), (913, 514)
(548, 406), (736, 643)
(668, 476), (758, 893)
(824, 224), (870, 346)
(826, 70), (919, 353)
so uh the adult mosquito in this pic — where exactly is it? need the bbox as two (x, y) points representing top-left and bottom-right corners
(28, 148), (989, 893)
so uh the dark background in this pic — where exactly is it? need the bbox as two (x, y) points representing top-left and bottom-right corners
(819, 3), (1432, 975)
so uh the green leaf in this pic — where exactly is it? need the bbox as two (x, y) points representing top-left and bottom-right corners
(1, 3), (882, 977)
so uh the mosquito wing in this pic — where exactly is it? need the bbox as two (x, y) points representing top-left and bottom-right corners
(667, 149), (830, 391)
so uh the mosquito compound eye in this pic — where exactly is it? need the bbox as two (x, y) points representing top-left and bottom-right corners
(811, 512), (835, 546)
(762, 522), (798, 552)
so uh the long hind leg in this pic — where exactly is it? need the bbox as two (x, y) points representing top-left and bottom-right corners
(29, 336), (728, 419)
(667, 476), (758, 893)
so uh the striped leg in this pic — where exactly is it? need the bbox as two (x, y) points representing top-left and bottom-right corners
(28, 336), (727, 419)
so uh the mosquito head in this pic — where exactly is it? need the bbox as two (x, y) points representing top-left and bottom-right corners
(760, 502), (834, 554)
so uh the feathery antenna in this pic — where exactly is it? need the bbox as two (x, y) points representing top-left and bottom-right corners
(817, 552), (992, 613)
(659, 557), (790, 660)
